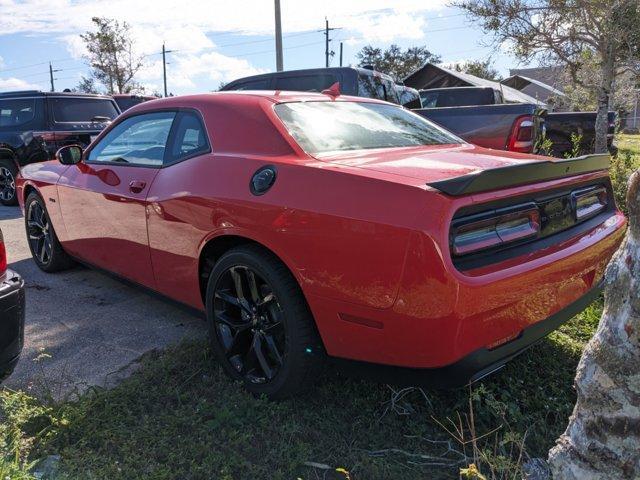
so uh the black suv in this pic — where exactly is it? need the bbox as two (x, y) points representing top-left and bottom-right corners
(0, 90), (121, 205)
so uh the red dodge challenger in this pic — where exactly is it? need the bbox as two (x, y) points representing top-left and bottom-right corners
(16, 90), (626, 398)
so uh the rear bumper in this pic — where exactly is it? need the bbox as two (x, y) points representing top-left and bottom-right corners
(0, 269), (25, 381)
(333, 280), (603, 388)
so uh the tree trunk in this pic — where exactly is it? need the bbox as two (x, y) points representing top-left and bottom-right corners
(594, 53), (615, 154)
(548, 170), (640, 479)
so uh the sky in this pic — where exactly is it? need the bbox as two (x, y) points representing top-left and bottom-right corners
(0, 0), (531, 95)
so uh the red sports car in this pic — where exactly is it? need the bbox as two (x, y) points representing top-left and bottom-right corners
(17, 90), (626, 398)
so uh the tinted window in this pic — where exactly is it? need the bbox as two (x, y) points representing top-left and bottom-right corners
(50, 97), (119, 122)
(275, 101), (462, 154)
(357, 75), (386, 101)
(419, 89), (495, 108)
(275, 74), (336, 92)
(233, 79), (272, 90)
(87, 111), (175, 166)
(0, 98), (43, 128)
(166, 111), (210, 164)
(114, 97), (148, 111)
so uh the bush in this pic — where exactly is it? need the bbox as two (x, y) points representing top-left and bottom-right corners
(610, 150), (640, 214)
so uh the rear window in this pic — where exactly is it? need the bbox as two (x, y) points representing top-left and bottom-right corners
(274, 101), (462, 154)
(50, 97), (119, 123)
(274, 74), (337, 92)
(232, 79), (272, 90)
(0, 98), (40, 128)
(420, 89), (495, 108)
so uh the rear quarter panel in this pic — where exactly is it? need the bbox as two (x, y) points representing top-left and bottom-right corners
(146, 152), (427, 311)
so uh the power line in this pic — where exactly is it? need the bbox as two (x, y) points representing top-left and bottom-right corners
(0, 57), (77, 74)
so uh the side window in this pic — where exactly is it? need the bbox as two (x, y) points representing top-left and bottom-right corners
(166, 111), (210, 165)
(357, 75), (386, 101)
(0, 98), (45, 129)
(87, 111), (175, 167)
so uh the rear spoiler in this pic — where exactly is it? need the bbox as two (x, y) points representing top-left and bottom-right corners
(427, 154), (610, 196)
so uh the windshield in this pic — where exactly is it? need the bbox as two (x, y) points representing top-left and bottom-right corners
(274, 101), (462, 154)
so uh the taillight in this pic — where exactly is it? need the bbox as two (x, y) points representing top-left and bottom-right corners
(0, 230), (6, 274)
(452, 205), (540, 256)
(507, 115), (534, 153)
(572, 186), (608, 221)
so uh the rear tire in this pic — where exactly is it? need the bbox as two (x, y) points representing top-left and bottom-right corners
(205, 244), (324, 399)
(0, 159), (18, 206)
(24, 192), (74, 272)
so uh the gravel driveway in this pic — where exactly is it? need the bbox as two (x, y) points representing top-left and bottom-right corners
(0, 205), (205, 399)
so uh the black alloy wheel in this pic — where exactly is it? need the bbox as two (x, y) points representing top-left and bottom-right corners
(213, 265), (286, 384)
(24, 192), (74, 272)
(0, 164), (17, 206)
(206, 245), (323, 399)
(27, 198), (53, 265)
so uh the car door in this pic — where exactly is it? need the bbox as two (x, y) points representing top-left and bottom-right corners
(145, 110), (212, 307)
(56, 110), (176, 288)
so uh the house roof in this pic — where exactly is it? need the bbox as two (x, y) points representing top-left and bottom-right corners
(509, 66), (564, 88)
(403, 63), (545, 105)
(501, 75), (565, 97)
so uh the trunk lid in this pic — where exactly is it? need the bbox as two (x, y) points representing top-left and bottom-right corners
(315, 144), (548, 185)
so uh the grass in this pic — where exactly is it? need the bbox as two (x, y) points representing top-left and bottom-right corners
(1, 135), (639, 480)
(0, 310), (602, 480)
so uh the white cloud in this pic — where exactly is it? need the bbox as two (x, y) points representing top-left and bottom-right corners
(348, 11), (427, 43)
(0, 1), (447, 38)
(0, 0), (449, 94)
(0, 77), (43, 91)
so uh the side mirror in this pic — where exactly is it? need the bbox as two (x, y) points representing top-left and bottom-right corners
(56, 145), (83, 165)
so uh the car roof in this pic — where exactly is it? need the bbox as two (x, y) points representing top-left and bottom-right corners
(126, 90), (393, 113)
(0, 90), (114, 99)
(222, 67), (395, 88)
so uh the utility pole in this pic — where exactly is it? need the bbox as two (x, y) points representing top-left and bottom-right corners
(162, 44), (168, 97)
(49, 63), (55, 92)
(339, 42), (343, 67)
(322, 18), (340, 68)
(49, 62), (61, 92)
(274, 0), (283, 71)
(162, 43), (175, 97)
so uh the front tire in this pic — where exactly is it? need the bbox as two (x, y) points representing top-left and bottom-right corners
(0, 159), (18, 206)
(205, 245), (323, 399)
(24, 192), (74, 272)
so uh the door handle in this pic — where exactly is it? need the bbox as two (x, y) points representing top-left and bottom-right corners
(129, 180), (147, 193)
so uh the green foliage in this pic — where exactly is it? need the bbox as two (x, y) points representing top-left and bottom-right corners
(81, 17), (144, 94)
(564, 132), (584, 159)
(535, 133), (555, 157)
(453, 58), (500, 81)
(610, 149), (640, 214)
(0, 390), (64, 480)
(356, 44), (441, 82)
